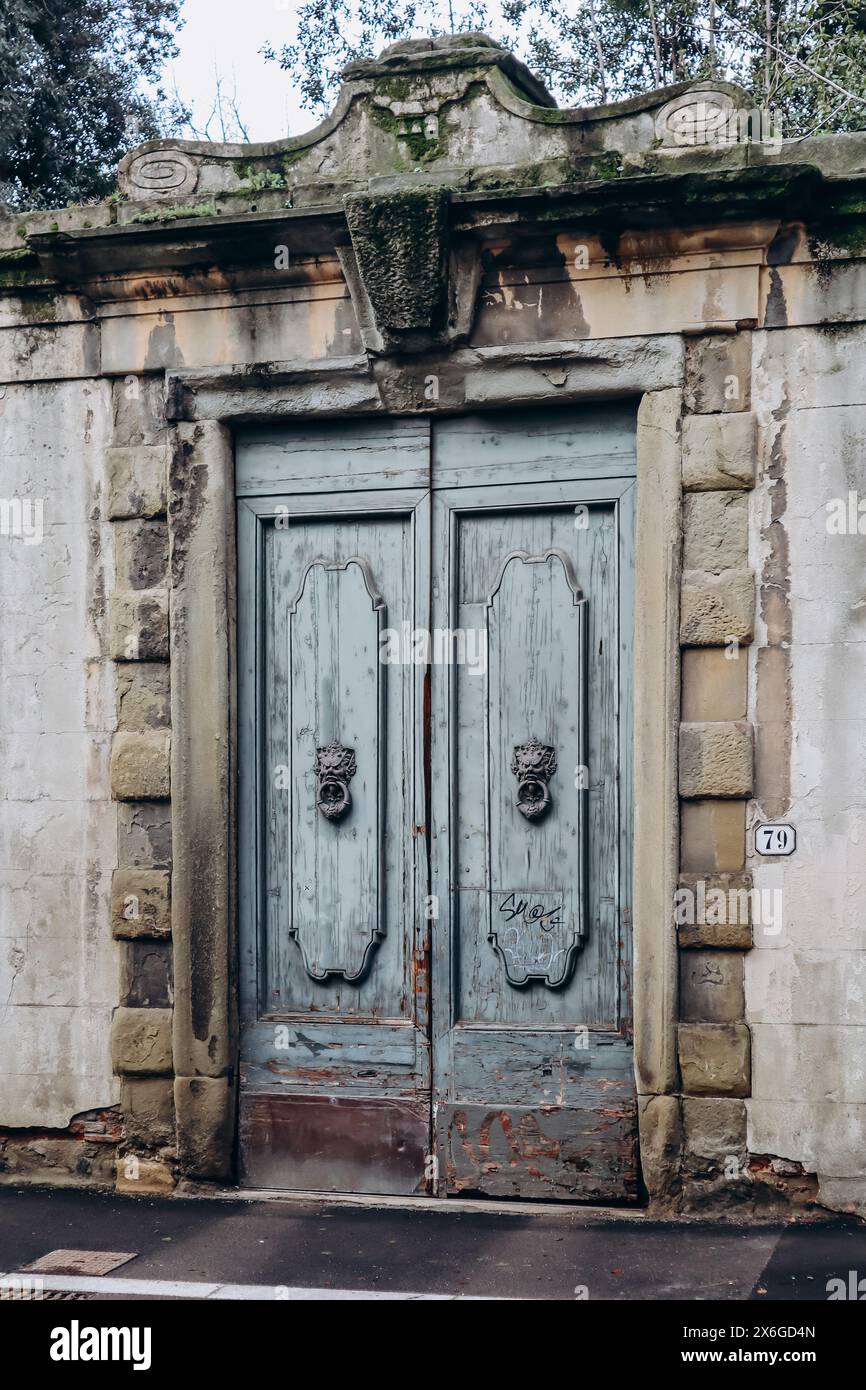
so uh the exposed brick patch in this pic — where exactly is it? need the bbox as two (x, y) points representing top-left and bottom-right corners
(0, 1108), (122, 1190)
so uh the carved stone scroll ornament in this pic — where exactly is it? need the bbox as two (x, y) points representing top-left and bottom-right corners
(119, 149), (200, 199)
(314, 741), (357, 821)
(511, 737), (557, 820)
(653, 84), (746, 148)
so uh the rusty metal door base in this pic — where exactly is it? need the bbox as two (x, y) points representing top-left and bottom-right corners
(238, 1093), (430, 1196)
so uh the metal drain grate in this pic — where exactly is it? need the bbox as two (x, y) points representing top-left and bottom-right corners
(22, 1249), (138, 1277)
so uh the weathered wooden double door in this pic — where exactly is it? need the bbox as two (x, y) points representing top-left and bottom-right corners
(237, 404), (637, 1201)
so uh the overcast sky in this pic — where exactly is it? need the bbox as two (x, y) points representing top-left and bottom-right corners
(162, 0), (548, 144)
(165, 0), (310, 142)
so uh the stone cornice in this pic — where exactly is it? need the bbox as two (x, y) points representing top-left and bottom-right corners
(20, 162), (865, 285)
(5, 32), (866, 325)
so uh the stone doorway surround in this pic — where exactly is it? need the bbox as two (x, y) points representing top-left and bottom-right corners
(159, 321), (758, 1203)
(164, 356), (687, 1191)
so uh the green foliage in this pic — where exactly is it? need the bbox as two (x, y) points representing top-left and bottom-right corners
(131, 200), (218, 223)
(0, 0), (188, 209)
(236, 166), (289, 190)
(263, 0), (866, 136)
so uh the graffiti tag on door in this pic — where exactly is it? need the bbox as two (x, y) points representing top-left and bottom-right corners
(489, 890), (582, 988)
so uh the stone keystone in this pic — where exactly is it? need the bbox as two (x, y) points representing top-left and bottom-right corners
(341, 187), (480, 356)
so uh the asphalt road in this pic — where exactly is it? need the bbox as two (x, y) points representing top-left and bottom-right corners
(1, 1187), (864, 1300)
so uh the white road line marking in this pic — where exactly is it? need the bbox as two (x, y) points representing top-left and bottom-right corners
(0, 1272), (503, 1300)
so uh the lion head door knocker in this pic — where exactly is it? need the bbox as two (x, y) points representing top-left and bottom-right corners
(511, 737), (557, 821)
(314, 741), (357, 821)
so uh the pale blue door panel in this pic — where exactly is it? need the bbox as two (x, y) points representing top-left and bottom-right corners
(430, 409), (637, 1202)
(236, 416), (431, 1193)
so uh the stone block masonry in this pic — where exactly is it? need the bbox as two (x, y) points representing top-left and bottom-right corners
(674, 335), (759, 1212)
(105, 385), (178, 1194)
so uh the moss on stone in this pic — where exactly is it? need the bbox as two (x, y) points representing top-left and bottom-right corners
(829, 188), (866, 216)
(405, 130), (443, 163)
(0, 246), (44, 290)
(367, 93), (467, 169)
(590, 150), (625, 181)
(369, 102), (440, 168)
(368, 103), (401, 135)
(281, 148), (307, 171)
(230, 148), (307, 188)
(376, 75), (414, 101)
(344, 185), (449, 333)
(808, 217), (866, 280)
(17, 294), (57, 322)
(0, 263), (35, 288)
(472, 152), (625, 193)
(131, 201), (219, 224)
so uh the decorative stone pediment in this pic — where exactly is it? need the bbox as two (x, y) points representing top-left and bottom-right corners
(111, 34), (759, 355)
(117, 34), (754, 208)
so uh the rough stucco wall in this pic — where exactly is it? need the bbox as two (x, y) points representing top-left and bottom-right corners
(0, 378), (119, 1128)
(747, 323), (866, 1214)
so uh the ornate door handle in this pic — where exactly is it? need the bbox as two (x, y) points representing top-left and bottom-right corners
(511, 737), (557, 821)
(314, 741), (357, 821)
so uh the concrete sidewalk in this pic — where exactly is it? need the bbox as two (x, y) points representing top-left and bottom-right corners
(1, 1187), (864, 1300)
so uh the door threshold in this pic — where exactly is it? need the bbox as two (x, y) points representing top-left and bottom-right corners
(177, 1183), (649, 1220)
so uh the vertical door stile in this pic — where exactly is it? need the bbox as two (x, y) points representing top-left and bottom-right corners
(413, 449), (434, 1174)
(618, 482), (637, 1039)
(237, 499), (261, 1031)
